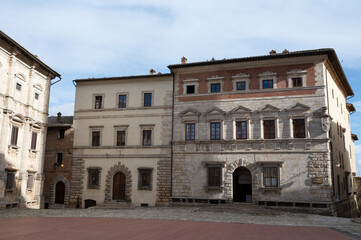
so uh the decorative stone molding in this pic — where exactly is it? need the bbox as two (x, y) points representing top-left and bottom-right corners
(286, 68), (307, 88)
(49, 175), (70, 206)
(258, 71), (278, 89)
(179, 108), (201, 123)
(104, 162), (132, 203)
(232, 73), (251, 91)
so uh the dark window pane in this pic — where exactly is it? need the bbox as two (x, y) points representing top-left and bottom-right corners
(143, 130), (152, 146)
(144, 93), (152, 107)
(236, 81), (246, 90)
(293, 119), (305, 138)
(56, 153), (63, 164)
(117, 131), (126, 146)
(16, 83), (21, 91)
(263, 80), (273, 89)
(185, 123), (195, 140)
(186, 85), (195, 94)
(11, 126), (19, 146)
(210, 122), (221, 140)
(27, 174), (34, 189)
(92, 131), (100, 146)
(208, 167), (221, 186)
(31, 132), (37, 150)
(59, 129), (65, 139)
(34, 93), (39, 100)
(118, 95), (127, 108)
(236, 121), (247, 139)
(211, 83), (221, 92)
(94, 96), (102, 109)
(263, 120), (275, 139)
(6, 172), (15, 190)
(292, 77), (302, 87)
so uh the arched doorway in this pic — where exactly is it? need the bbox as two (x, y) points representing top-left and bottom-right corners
(113, 172), (126, 200)
(233, 167), (252, 202)
(55, 181), (65, 204)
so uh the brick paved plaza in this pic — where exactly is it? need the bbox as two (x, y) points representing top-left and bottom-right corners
(0, 206), (360, 239)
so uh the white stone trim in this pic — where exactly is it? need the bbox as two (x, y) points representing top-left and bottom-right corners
(258, 71), (278, 89)
(207, 76), (224, 93)
(232, 73), (251, 91)
(287, 69), (307, 88)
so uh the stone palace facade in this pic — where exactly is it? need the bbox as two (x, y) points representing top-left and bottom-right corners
(71, 49), (358, 216)
(0, 31), (60, 209)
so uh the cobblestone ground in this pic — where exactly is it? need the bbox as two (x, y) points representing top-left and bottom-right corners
(0, 205), (360, 239)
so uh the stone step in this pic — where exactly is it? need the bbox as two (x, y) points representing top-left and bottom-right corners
(91, 202), (134, 209)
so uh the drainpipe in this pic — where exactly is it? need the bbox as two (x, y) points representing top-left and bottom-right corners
(170, 70), (175, 202)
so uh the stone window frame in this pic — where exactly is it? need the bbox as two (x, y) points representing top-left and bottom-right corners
(185, 122), (196, 141)
(210, 121), (222, 140)
(235, 120), (248, 140)
(286, 69), (307, 88)
(140, 124), (155, 147)
(182, 78), (199, 95)
(207, 76), (224, 93)
(258, 71), (278, 90)
(5, 170), (16, 192)
(26, 172), (35, 191)
(230, 105), (253, 140)
(258, 105), (280, 139)
(93, 93), (105, 110)
(87, 167), (102, 189)
(232, 73), (251, 92)
(137, 167), (153, 191)
(116, 92), (129, 109)
(257, 161), (283, 191)
(262, 118), (276, 139)
(179, 108), (201, 141)
(9, 115), (25, 149)
(202, 161), (226, 192)
(89, 126), (104, 147)
(142, 91), (154, 108)
(206, 108), (226, 141)
(286, 104), (310, 139)
(114, 125), (129, 147)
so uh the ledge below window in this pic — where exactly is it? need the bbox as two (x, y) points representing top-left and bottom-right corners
(259, 187), (282, 194)
(205, 186), (224, 193)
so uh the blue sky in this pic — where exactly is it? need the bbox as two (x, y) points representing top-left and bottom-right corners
(1, 0), (361, 175)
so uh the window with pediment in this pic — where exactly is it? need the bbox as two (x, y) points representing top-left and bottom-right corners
(232, 73), (250, 92)
(230, 105), (253, 140)
(286, 103), (310, 138)
(258, 71), (278, 90)
(258, 105), (280, 139)
(179, 108), (201, 141)
(287, 69), (307, 88)
(206, 107), (226, 141)
(207, 76), (224, 93)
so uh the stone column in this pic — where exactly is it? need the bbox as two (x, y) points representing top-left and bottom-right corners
(259, 118), (263, 139)
(275, 118), (279, 139)
(305, 117), (310, 138)
(247, 118), (252, 139)
(289, 117), (293, 138)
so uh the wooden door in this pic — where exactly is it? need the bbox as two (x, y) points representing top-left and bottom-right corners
(113, 172), (126, 200)
(55, 181), (65, 204)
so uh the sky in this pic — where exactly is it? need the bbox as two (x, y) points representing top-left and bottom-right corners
(0, 0), (361, 175)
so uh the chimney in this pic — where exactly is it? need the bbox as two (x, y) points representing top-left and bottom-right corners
(269, 50), (277, 55)
(57, 112), (62, 122)
(150, 69), (156, 75)
(181, 56), (187, 64)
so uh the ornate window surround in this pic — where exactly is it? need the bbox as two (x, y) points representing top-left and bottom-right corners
(207, 76), (224, 93)
(286, 103), (311, 138)
(232, 73), (251, 92)
(258, 105), (280, 139)
(257, 161), (283, 192)
(206, 107), (226, 140)
(182, 78), (199, 95)
(179, 108), (201, 141)
(230, 105), (253, 140)
(286, 69), (307, 88)
(258, 71), (278, 89)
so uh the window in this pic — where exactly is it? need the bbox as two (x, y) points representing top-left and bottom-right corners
(211, 83), (221, 92)
(293, 119), (305, 138)
(263, 120), (275, 139)
(292, 77), (302, 87)
(30, 132), (37, 150)
(87, 168), (101, 189)
(59, 129), (65, 139)
(210, 122), (221, 140)
(10, 126), (19, 146)
(263, 166), (278, 187)
(56, 153), (63, 165)
(236, 81), (246, 90)
(116, 131), (126, 146)
(138, 168), (153, 190)
(92, 131), (100, 146)
(185, 123), (195, 141)
(208, 167), (221, 187)
(6, 172), (15, 190)
(142, 130), (152, 146)
(236, 121), (247, 139)
(118, 95), (127, 108)
(94, 95), (103, 109)
(263, 80), (273, 89)
(27, 174), (34, 190)
(34, 93), (39, 100)
(186, 85), (195, 94)
(16, 83), (21, 91)
(144, 93), (152, 107)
